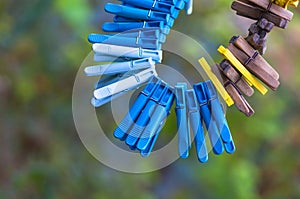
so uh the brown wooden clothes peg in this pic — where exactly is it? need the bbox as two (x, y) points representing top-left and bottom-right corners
(227, 43), (280, 90)
(231, 36), (279, 80)
(247, 0), (294, 20)
(232, 0), (289, 28)
(212, 64), (255, 116)
(219, 59), (254, 97)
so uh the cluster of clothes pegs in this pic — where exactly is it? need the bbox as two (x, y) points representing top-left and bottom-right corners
(84, 0), (235, 162)
(199, 0), (298, 116)
(83, 0), (298, 162)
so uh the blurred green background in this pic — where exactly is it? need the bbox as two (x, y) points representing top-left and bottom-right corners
(1, 0), (300, 198)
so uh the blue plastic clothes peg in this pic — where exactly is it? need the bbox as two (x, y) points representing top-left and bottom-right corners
(139, 87), (175, 157)
(88, 34), (161, 50)
(93, 43), (163, 63)
(194, 82), (225, 155)
(175, 83), (191, 158)
(185, 89), (208, 163)
(93, 67), (157, 105)
(102, 21), (170, 34)
(204, 81), (235, 154)
(125, 81), (168, 148)
(84, 57), (155, 76)
(105, 3), (172, 23)
(119, 0), (176, 14)
(114, 76), (161, 140)
(113, 15), (175, 27)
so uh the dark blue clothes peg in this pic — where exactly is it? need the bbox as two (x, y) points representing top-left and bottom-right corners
(194, 82), (225, 155)
(137, 87), (175, 152)
(88, 34), (161, 50)
(102, 21), (170, 34)
(119, 0), (176, 14)
(204, 81), (235, 154)
(105, 3), (172, 23)
(113, 15), (175, 27)
(114, 76), (161, 140)
(139, 87), (175, 157)
(125, 81), (168, 148)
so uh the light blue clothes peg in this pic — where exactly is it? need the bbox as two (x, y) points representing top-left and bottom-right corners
(105, 3), (172, 24)
(102, 21), (170, 34)
(93, 67), (157, 106)
(114, 76), (161, 140)
(140, 87), (175, 157)
(125, 81), (168, 148)
(185, 89), (208, 163)
(175, 83), (191, 158)
(88, 34), (161, 50)
(93, 43), (163, 63)
(194, 82), (224, 155)
(84, 57), (155, 76)
(111, 29), (166, 43)
(204, 81), (235, 154)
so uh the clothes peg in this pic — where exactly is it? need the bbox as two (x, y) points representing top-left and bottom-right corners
(213, 64), (255, 117)
(125, 81), (168, 148)
(185, 0), (193, 15)
(105, 3), (172, 24)
(194, 82), (224, 155)
(139, 87), (175, 157)
(218, 45), (268, 95)
(102, 21), (170, 35)
(114, 76), (161, 140)
(159, 0), (188, 10)
(93, 43), (163, 63)
(113, 16), (175, 27)
(204, 81), (235, 154)
(84, 57), (155, 76)
(271, 0), (299, 8)
(185, 89), (208, 163)
(93, 54), (130, 63)
(88, 34), (161, 50)
(219, 59), (254, 97)
(247, 0), (293, 21)
(224, 80), (255, 117)
(119, 0), (177, 15)
(231, 36), (279, 80)
(175, 83), (191, 158)
(231, 1), (289, 28)
(105, 29), (166, 43)
(93, 67), (157, 102)
(198, 57), (234, 106)
(227, 42), (280, 90)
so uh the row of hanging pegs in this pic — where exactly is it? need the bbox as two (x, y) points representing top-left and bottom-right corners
(84, 0), (298, 163)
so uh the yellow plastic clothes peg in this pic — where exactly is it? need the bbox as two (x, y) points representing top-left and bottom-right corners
(217, 46), (268, 95)
(198, 57), (234, 107)
(271, 0), (299, 9)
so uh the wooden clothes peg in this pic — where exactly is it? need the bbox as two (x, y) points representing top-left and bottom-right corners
(211, 64), (255, 116)
(219, 59), (254, 97)
(231, 0), (290, 28)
